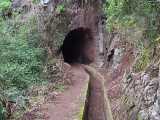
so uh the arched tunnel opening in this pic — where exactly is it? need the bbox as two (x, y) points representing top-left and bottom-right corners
(59, 27), (96, 65)
(57, 28), (113, 119)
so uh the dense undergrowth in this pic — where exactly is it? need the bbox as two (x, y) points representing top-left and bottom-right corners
(0, 1), (48, 119)
(0, 0), (11, 11)
(0, 19), (46, 120)
(0, 0), (67, 118)
(105, 0), (160, 72)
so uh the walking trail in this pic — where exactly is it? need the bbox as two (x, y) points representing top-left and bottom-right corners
(40, 64), (89, 120)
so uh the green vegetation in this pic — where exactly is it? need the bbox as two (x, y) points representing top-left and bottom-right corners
(105, 0), (160, 36)
(0, 17), (45, 90)
(104, 0), (160, 72)
(0, 8), (47, 118)
(32, 0), (40, 4)
(78, 105), (84, 120)
(0, 0), (11, 11)
(134, 48), (150, 72)
(105, 0), (160, 43)
(56, 4), (65, 13)
(54, 83), (65, 92)
(0, 102), (6, 120)
(137, 113), (143, 120)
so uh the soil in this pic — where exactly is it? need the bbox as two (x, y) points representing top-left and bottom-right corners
(40, 64), (89, 120)
(27, 47), (134, 120)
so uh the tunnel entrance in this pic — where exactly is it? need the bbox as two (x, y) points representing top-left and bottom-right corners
(60, 27), (96, 65)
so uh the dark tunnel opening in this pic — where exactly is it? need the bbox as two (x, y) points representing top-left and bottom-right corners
(60, 27), (96, 65)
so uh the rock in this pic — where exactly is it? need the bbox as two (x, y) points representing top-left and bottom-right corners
(113, 48), (124, 69)
(123, 65), (160, 120)
(146, 65), (159, 78)
(11, 0), (23, 9)
(44, 92), (57, 102)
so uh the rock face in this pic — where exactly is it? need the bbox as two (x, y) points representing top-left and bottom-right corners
(104, 31), (160, 120)
(122, 65), (160, 120)
(11, 0), (33, 13)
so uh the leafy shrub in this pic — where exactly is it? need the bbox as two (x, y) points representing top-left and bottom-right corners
(133, 48), (150, 72)
(56, 4), (65, 13)
(0, 0), (11, 11)
(0, 13), (47, 119)
(104, 0), (160, 44)
(32, 0), (40, 4)
(0, 17), (45, 91)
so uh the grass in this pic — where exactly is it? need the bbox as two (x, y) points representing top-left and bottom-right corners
(133, 48), (150, 72)
(54, 84), (65, 92)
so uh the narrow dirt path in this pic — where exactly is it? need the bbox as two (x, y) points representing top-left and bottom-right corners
(37, 47), (134, 120)
(41, 64), (89, 120)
